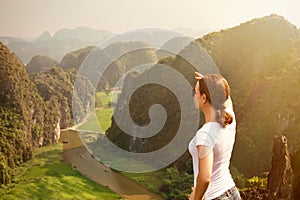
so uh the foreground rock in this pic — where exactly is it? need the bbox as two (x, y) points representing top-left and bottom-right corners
(242, 135), (294, 200)
(267, 135), (293, 199)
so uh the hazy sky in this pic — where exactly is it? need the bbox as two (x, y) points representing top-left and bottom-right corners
(1, 0), (300, 38)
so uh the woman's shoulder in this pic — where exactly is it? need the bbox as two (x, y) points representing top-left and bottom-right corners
(196, 122), (222, 137)
(195, 123), (222, 147)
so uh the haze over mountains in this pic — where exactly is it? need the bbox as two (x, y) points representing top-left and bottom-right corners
(0, 26), (199, 65)
(0, 26), (113, 64)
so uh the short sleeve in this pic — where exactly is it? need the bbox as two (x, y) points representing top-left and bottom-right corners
(195, 130), (214, 148)
(194, 128), (221, 158)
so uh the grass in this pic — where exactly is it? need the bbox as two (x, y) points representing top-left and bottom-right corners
(77, 91), (117, 133)
(96, 108), (113, 132)
(0, 144), (121, 200)
(120, 170), (165, 194)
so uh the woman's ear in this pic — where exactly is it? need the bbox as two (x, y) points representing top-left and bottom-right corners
(201, 93), (207, 104)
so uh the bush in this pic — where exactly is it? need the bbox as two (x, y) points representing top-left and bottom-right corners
(247, 173), (268, 189)
(160, 167), (193, 200)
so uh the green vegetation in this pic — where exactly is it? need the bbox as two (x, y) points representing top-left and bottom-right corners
(3, 14), (300, 198)
(120, 165), (266, 199)
(120, 170), (164, 194)
(97, 108), (113, 132)
(120, 166), (266, 199)
(77, 115), (101, 132)
(78, 91), (117, 132)
(247, 174), (268, 189)
(232, 167), (268, 191)
(0, 42), (44, 184)
(102, 15), (300, 198)
(30, 67), (95, 129)
(0, 144), (120, 200)
(26, 55), (59, 74)
(121, 167), (193, 200)
(60, 46), (95, 69)
(159, 167), (193, 200)
(0, 42), (95, 185)
(95, 92), (116, 132)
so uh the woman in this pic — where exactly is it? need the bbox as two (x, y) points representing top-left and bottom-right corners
(188, 72), (241, 200)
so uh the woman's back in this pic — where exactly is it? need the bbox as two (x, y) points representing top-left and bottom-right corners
(189, 107), (236, 199)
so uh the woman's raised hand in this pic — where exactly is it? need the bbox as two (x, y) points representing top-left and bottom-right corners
(195, 72), (204, 80)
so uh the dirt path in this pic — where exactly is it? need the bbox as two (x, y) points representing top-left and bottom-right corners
(59, 130), (163, 200)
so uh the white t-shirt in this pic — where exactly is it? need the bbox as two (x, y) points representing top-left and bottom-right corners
(188, 108), (236, 200)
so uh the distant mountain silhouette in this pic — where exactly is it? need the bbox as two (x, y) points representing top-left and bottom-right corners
(3, 27), (113, 63)
(0, 36), (23, 45)
(35, 31), (52, 42)
(53, 26), (112, 43)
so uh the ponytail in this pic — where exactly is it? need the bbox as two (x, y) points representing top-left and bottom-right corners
(215, 108), (233, 128)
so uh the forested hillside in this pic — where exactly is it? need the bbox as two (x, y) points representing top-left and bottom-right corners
(29, 67), (94, 129)
(26, 55), (59, 74)
(0, 42), (45, 184)
(0, 42), (94, 185)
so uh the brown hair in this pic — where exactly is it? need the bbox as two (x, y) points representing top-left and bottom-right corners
(198, 74), (233, 127)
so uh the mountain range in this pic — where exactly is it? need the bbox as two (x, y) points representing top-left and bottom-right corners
(0, 27), (113, 64)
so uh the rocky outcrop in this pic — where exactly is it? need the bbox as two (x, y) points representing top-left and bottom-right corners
(267, 135), (293, 199)
(54, 121), (61, 143)
(241, 135), (294, 200)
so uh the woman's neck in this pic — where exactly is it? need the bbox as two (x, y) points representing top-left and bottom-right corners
(203, 106), (217, 124)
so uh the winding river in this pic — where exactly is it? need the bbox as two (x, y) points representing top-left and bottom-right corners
(59, 130), (163, 200)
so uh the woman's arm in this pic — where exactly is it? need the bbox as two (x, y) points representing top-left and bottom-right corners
(194, 145), (213, 200)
